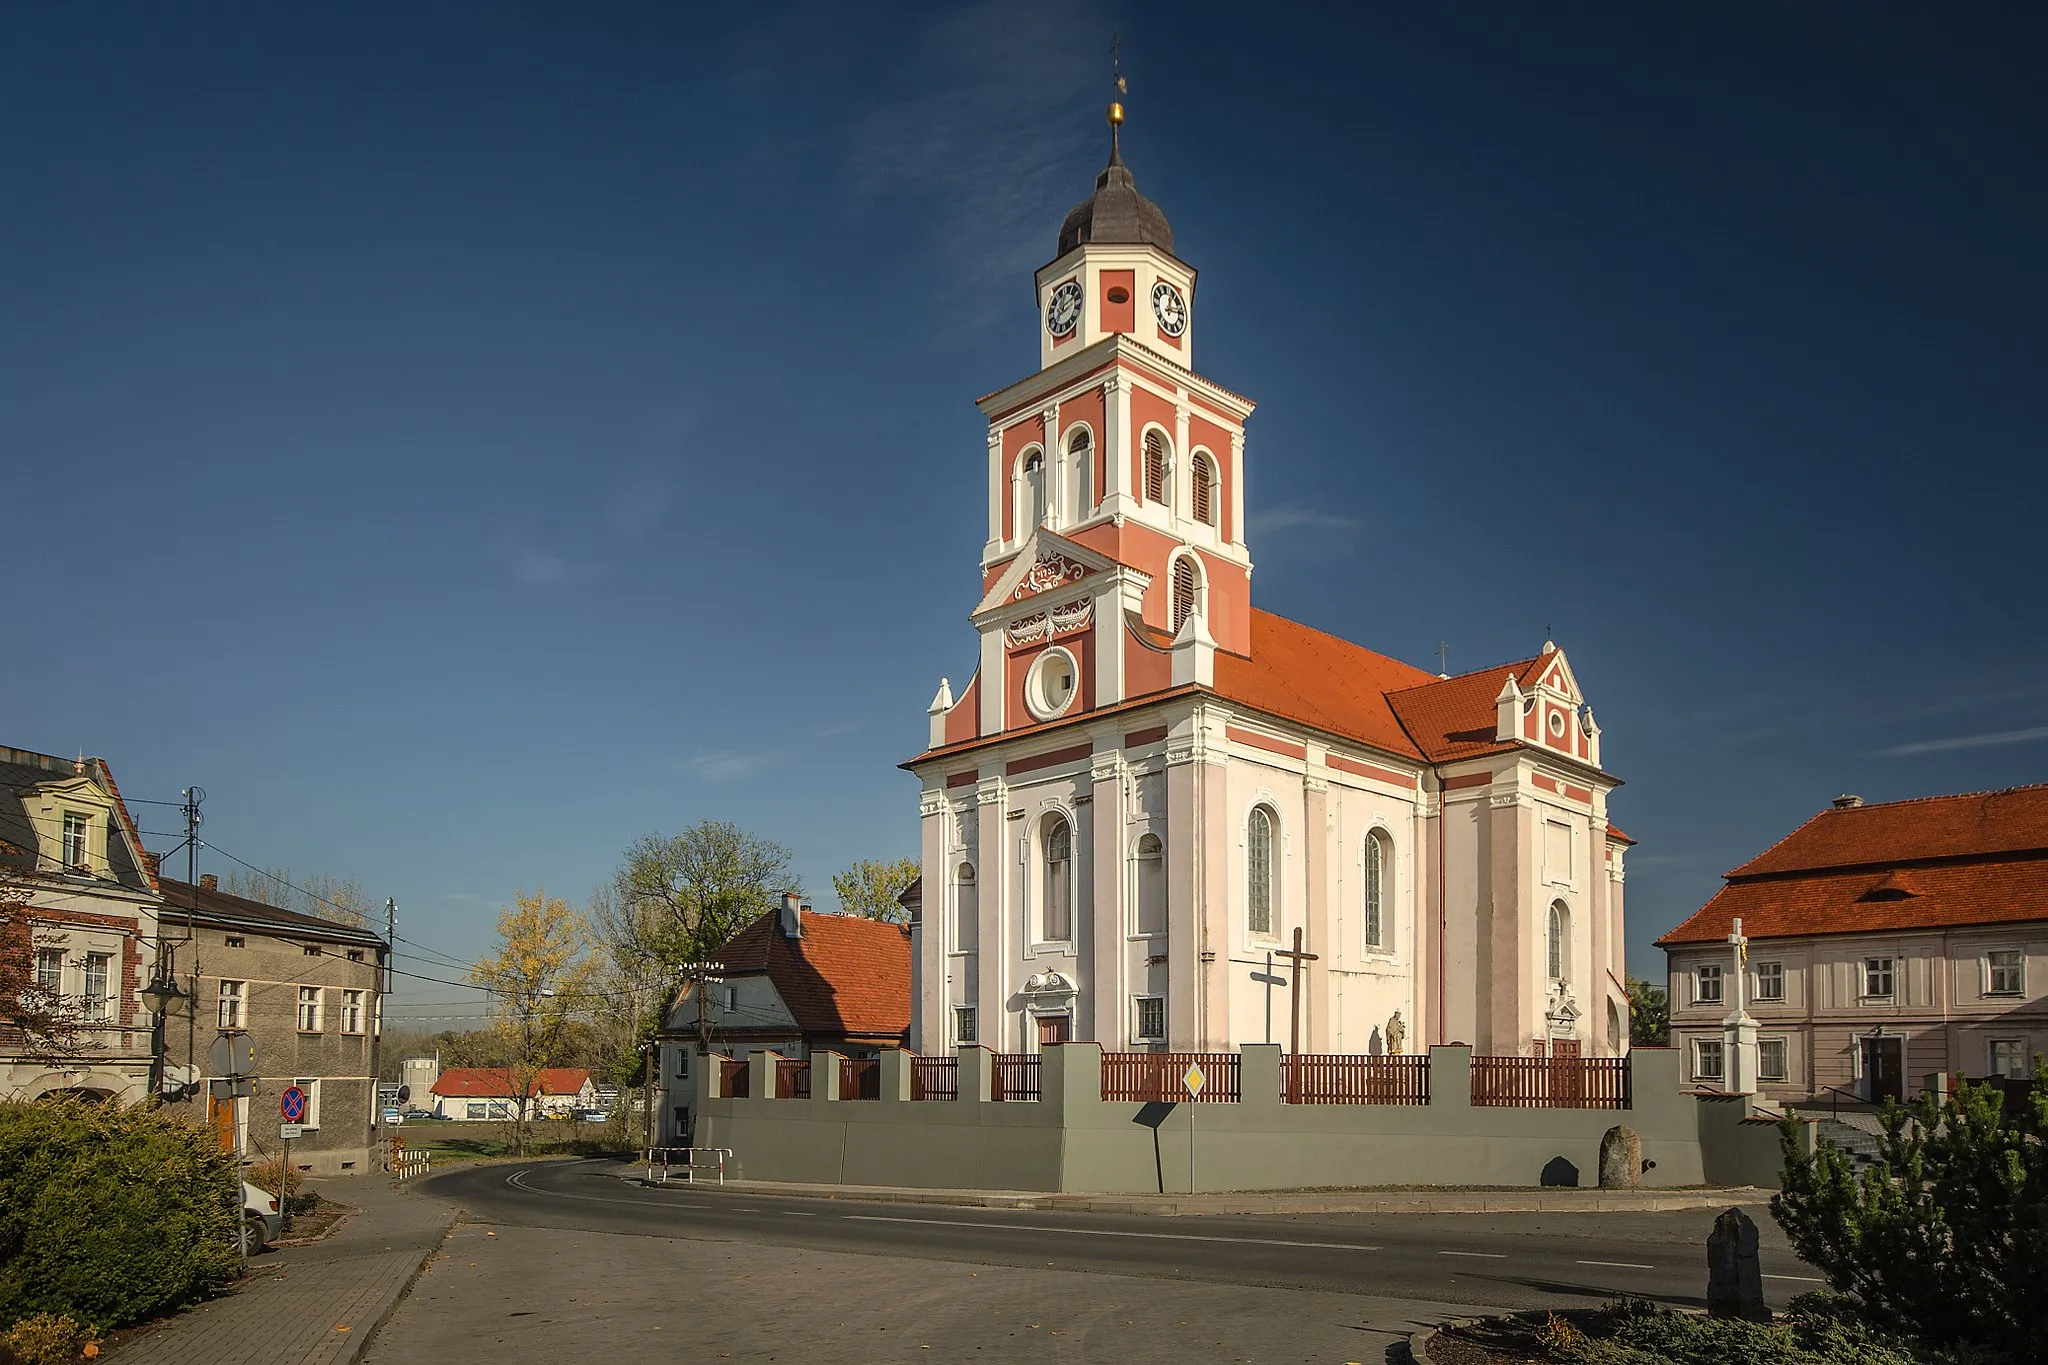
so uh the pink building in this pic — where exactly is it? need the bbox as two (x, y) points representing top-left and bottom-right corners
(906, 105), (1631, 1061)
(1660, 786), (2048, 1104)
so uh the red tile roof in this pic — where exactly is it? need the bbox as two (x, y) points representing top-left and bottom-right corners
(715, 909), (911, 1043)
(1658, 785), (2048, 946)
(1210, 610), (1444, 760)
(431, 1067), (591, 1098)
(1386, 656), (1549, 765)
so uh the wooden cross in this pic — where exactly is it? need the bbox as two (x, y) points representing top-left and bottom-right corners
(1274, 927), (1320, 1056)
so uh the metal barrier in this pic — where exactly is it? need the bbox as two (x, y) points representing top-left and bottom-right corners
(645, 1146), (732, 1184)
(393, 1149), (432, 1182)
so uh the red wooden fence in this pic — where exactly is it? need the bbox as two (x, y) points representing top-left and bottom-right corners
(991, 1053), (1041, 1102)
(1284, 1054), (1429, 1105)
(719, 1058), (750, 1098)
(1100, 1052), (1240, 1103)
(910, 1056), (958, 1101)
(1471, 1055), (1629, 1109)
(840, 1057), (880, 1100)
(774, 1058), (811, 1100)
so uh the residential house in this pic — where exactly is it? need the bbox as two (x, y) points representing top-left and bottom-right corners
(157, 874), (389, 1175)
(1, 747), (162, 1104)
(427, 1066), (596, 1121)
(1659, 786), (2048, 1105)
(657, 894), (910, 1145)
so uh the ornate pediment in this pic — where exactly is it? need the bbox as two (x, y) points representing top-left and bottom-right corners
(1012, 551), (1090, 601)
(973, 528), (1121, 619)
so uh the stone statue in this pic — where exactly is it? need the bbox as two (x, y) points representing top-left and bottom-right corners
(1599, 1125), (1643, 1190)
(1706, 1207), (1770, 1322)
(1385, 1010), (1407, 1056)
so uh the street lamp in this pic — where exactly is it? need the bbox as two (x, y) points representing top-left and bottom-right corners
(141, 973), (187, 1101)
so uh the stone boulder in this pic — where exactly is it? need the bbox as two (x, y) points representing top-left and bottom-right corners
(1598, 1124), (1643, 1189)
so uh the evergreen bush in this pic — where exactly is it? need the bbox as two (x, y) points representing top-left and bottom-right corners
(1770, 1067), (2047, 1362)
(0, 1099), (239, 1332)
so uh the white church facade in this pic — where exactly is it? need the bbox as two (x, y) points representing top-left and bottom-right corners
(906, 111), (1632, 1062)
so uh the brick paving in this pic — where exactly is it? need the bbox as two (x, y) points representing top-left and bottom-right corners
(113, 1178), (456, 1365)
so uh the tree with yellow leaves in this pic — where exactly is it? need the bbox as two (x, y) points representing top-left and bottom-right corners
(468, 889), (597, 1156)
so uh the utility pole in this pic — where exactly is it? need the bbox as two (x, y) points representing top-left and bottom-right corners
(182, 788), (205, 1121)
(368, 897), (395, 1134)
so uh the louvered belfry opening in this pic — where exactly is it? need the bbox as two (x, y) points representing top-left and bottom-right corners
(1171, 555), (1198, 634)
(1143, 429), (1167, 503)
(1192, 452), (1214, 525)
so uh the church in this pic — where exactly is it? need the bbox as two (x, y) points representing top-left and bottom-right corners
(905, 102), (1632, 1063)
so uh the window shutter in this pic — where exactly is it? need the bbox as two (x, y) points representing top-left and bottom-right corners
(1171, 557), (1197, 634)
(1144, 431), (1167, 503)
(1192, 454), (1213, 525)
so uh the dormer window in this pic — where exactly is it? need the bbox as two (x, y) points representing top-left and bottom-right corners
(61, 812), (89, 870)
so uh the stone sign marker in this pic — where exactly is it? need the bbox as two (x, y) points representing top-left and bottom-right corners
(1599, 1125), (1643, 1189)
(1706, 1206), (1770, 1322)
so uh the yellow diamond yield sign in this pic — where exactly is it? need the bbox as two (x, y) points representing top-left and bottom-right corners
(1184, 1062), (1206, 1098)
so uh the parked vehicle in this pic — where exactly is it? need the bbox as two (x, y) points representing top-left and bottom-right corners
(242, 1181), (283, 1254)
(403, 1107), (434, 1120)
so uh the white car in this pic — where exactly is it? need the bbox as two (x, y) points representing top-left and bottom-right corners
(242, 1181), (284, 1254)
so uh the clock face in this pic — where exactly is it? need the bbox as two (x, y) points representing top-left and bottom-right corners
(1151, 281), (1188, 336)
(1045, 281), (1083, 338)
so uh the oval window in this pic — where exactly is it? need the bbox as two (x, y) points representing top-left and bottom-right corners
(1025, 648), (1080, 721)
(1106, 287), (1130, 304)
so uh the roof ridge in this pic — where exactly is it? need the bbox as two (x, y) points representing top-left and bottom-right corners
(1384, 655), (1546, 698)
(1820, 782), (2048, 812)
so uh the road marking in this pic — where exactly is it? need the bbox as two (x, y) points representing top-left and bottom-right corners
(1577, 1260), (1654, 1270)
(1765, 1274), (1825, 1283)
(1436, 1251), (1506, 1259)
(843, 1214), (1378, 1253)
(782, 1211), (818, 1217)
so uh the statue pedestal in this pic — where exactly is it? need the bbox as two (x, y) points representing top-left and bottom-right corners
(1722, 1012), (1758, 1095)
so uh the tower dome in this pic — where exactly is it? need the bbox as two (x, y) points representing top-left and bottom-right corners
(1056, 149), (1174, 257)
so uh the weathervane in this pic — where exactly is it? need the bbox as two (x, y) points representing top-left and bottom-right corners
(1108, 33), (1127, 160)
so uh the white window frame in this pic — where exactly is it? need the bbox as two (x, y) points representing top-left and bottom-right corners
(219, 980), (245, 1029)
(951, 862), (979, 955)
(1985, 950), (2023, 997)
(1040, 815), (1074, 944)
(674, 1048), (691, 1080)
(1695, 963), (1724, 1006)
(293, 1077), (322, 1131)
(1863, 956), (1895, 1000)
(61, 811), (89, 869)
(1132, 995), (1166, 1044)
(1753, 961), (1784, 1003)
(1132, 833), (1166, 938)
(1758, 1037), (1789, 1083)
(82, 952), (111, 1023)
(33, 948), (63, 995)
(1246, 805), (1277, 940)
(341, 989), (365, 1035)
(1066, 426), (1095, 524)
(1362, 829), (1389, 952)
(1693, 1038), (1725, 1082)
(297, 985), (323, 1033)
(1989, 1038), (2029, 1080)
(1547, 902), (1571, 983)
(952, 1005), (977, 1046)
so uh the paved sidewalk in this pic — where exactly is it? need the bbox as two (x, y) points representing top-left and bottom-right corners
(113, 1179), (456, 1365)
(617, 1168), (1771, 1215)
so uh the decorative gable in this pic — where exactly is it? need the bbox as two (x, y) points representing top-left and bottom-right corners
(973, 528), (1118, 617)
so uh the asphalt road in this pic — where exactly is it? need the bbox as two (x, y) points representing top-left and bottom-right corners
(423, 1158), (1822, 1315)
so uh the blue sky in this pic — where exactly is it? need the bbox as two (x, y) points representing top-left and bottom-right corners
(3, 4), (2042, 1024)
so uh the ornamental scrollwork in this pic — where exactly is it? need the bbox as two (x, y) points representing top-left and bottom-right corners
(1013, 552), (1090, 600)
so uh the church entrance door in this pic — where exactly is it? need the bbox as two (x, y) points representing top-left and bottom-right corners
(1037, 1015), (1071, 1048)
(1861, 1037), (1904, 1104)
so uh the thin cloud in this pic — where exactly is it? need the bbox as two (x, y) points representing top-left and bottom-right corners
(688, 750), (777, 779)
(508, 546), (577, 587)
(1248, 501), (1364, 539)
(1876, 725), (2048, 758)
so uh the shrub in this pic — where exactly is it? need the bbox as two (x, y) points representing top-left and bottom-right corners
(244, 1155), (303, 1199)
(1770, 1066), (2048, 1361)
(0, 1098), (240, 1333)
(1550, 1297), (1946, 1365)
(1, 1312), (93, 1365)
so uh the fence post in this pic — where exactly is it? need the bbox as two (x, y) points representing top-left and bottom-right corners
(878, 1048), (913, 1103)
(1428, 1045), (1473, 1112)
(1040, 1040), (1100, 1123)
(956, 1044), (993, 1103)
(812, 1049), (844, 1105)
(750, 1050), (779, 1101)
(1239, 1045), (1282, 1112)
(702, 1052), (728, 1102)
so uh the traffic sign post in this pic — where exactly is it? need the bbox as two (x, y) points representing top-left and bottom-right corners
(277, 1086), (308, 1226)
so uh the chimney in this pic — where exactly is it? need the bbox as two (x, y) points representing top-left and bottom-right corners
(143, 851), (161, 877)
(779, 891), (802, 940)
(199, 873), (218, 892)
(1831, 794), (1864, 810)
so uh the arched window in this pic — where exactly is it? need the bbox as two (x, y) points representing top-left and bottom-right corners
(1246, 806), (1275, 937)
(1143, 429), (1168, 504)
(1362, 830), (1388, 949)
(953, 863), (978, 954)
(1191, 451), (1215, 527)
(1021, 448), (1046, 531)
(1547, 901), (1571, 982)
(1606, 997), (1624, 1052)
(1170, 554), (1200, 635)
(1134, 833), (1166, 936)
(1042, 816), (1073, 942)
(1068, 428), (1093, 522)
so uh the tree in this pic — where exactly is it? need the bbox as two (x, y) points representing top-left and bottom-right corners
(0, 881), (83, 1060)
(1772, 1068), (2048, 1359)
(606, 822), (797, 968)
(220, 867), (372, 929)
(831, 856), (921, 924)
(467, 889), (597, 1156)
(1627, 975), (1669, 1047)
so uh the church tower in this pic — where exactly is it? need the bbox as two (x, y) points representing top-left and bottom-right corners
(908, 93), (1631, 1065)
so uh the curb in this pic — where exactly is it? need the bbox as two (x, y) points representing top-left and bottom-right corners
(350, 1199), (463, 1364)
(614, 1169), (1770, 1217)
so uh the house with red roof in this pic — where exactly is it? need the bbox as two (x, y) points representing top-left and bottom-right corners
(903, 134), (1632, 1062)
(1658, 786), (2048, 1104)
(427, 1065), (596, 1121)
(655, 894), (910, 1145)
